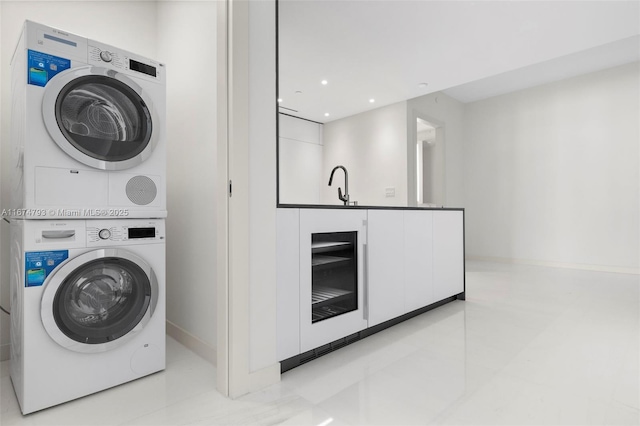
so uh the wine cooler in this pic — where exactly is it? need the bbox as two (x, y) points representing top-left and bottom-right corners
(299, 208), (368, 353)
(311, 232), (358, 323)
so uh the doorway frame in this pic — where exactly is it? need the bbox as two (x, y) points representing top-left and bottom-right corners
(407, 108), (447, 208)
(216, 0), (280, 398)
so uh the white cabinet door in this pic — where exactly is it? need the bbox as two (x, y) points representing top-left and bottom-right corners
(278, 139), (323, 205)
(299, 209), (368, 352)
(433, 210), (464, 301)
(278, 114), (323, 204)
(276, 208), (300, 361)
(367, 210), (405, 327)
(404, 210), (434, 312)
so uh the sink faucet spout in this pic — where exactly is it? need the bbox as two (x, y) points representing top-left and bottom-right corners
(328, 165), (349, 205)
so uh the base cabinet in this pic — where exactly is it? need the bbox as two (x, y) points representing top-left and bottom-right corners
(367, 210), (405, 327)
(433, 210), (464, 301)
(367, 210), (436, 325)
(276, 208), (301, 361)
(404, 210), (435, 312)
(276, 207), (464, 365)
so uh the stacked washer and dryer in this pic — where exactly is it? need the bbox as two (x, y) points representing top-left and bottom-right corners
(9, 21), (167, 414)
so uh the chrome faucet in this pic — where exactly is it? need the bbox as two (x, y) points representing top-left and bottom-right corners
(328, 165), (349, 205)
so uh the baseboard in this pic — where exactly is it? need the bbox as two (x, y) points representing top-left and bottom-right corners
(0, 343), (9, 362)
(280, 295), (459, 373)
(249, 363), (281, 392)
(466, 256), (640, 275)
(166, 320), (216, 366)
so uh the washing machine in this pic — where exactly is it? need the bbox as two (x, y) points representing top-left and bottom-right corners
(10, 21), (166, 219)
(10, 218), (166, 414)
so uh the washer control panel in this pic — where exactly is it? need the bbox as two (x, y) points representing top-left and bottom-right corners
(88, 39), (164, 84)
(87, 220), (164, 246)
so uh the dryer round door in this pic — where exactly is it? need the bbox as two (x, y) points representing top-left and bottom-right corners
(41, 248), (159, 353)
(42, 66), (158, 171)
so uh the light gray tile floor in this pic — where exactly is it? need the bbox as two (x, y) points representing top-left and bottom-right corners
(2, 261), (638, 425)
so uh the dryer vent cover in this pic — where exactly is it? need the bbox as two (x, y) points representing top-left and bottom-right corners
(126, 176), (157, 205)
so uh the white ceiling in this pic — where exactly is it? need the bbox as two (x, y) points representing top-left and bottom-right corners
(443, 35), (639, 103)
(278, 0), (640, 123)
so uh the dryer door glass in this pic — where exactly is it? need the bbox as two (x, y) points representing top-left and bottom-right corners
(52, 256), (152, 344)
(55, 75), (153, 162)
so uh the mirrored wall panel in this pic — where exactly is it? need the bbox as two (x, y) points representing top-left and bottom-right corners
(278, 1), (639, 207)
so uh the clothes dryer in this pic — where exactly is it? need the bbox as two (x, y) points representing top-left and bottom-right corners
(10, 218), (165, 414)
(10, 21), (166, 219)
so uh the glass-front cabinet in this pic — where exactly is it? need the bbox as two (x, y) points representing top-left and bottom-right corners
(299, 209), (368, 352)
(311, 232), (358, 323)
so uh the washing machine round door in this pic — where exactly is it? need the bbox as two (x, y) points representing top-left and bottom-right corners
(41, 249), (159, 353)
(42, 66), (158, 171)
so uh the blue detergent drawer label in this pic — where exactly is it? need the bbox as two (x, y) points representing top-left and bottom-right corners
(25, 251), (68, 287)
(27, 50), (71, 87)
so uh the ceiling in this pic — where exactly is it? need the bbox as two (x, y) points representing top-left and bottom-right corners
(278, 0), (640, 123)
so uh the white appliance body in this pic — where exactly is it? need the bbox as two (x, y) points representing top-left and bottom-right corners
(10, 218), (166, 414)
(10, 21), (166, 219)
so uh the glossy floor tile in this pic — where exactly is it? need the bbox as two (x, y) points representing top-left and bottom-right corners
(1, 261), (638, 425)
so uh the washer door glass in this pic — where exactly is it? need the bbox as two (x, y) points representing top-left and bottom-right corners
(55, 75), (153, 162)
(53, 257), (152, 344)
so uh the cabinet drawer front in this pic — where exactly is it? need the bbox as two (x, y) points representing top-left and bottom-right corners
(367, 210), (405, 326)
(433, 211), (464, 300)
(404, 210), (434, 312)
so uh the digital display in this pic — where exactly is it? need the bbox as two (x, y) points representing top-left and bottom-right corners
(129, 59), (156, 77)
(128, 227), (155, 239)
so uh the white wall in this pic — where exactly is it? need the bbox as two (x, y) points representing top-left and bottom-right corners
(0, 1), (220, 364)
(463, 62), (640, 273)
(322, 102), (408, 206)
(407, 92), (466, 208)
(0, 0), (158, 362)
(157, 1), (217, 363)
(278, 114), (323, 204)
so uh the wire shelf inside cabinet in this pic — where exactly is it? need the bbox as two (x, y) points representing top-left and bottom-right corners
(311, 255), (351, 267)
(311, 241), (352, 254)
(312, 286), (353, 305)
(312, 304), (350, 322)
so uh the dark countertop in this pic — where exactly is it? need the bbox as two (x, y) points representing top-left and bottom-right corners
(277, 204), (464, 212)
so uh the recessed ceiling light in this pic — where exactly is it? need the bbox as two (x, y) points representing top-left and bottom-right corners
(321, 80), (328, 85)
(418, 83), (429, 89)
(277, 98), (283, 103)
(369, 98), (375, 103)
(324, 113), (330, 117)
